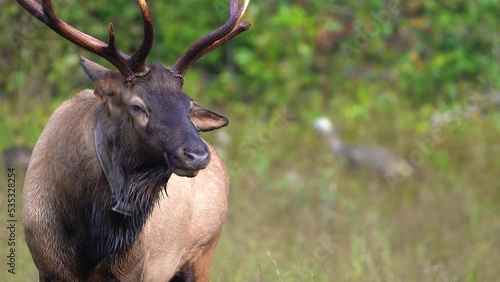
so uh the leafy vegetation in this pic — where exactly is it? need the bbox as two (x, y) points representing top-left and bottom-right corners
(0, 0), (499, 281)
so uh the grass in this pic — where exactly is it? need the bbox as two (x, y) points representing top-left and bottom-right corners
(209, 109), (500, 281)
(1, 98), (499, 281)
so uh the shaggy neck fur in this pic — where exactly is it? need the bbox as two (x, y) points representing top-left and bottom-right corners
(82, 115), (172, 272)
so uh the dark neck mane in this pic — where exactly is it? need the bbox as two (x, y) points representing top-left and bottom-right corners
(89, 166), (170, 264)
(83, 115), (171, 271)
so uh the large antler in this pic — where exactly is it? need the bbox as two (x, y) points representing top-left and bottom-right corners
(170, 0), (251, 77)
(16, 0), (154, 79)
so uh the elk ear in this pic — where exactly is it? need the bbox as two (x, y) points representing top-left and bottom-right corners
(80, 54), (118, 100)
(189, 101), (228, 132)
(79, 54), (113, 83)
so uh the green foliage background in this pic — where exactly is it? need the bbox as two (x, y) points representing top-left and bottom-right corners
(0, 0), (499, 281)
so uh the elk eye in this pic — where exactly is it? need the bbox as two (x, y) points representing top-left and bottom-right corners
(130, 104), (144, 113)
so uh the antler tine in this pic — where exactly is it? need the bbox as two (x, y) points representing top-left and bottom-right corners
(192, 21), (251, 64)
(40, 0), (133, 77)
(105, 23), (134, 76)
(171, 0), (251, 77)
(16, 0), (155, 78)
(129, 0), (154, 74)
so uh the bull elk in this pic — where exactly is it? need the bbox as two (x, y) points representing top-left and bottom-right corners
(17, 0), (250, 281)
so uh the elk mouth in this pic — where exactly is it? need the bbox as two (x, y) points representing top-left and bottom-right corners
(163, 152), (207, 178)
(172, 168), (200, 177)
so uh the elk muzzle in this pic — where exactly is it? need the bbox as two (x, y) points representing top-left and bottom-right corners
(168, 141), (210, 177)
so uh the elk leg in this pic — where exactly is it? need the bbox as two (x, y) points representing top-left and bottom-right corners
(190, 233), (222, 281)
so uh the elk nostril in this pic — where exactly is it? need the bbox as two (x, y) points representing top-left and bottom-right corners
(175, 144), (210, 170)
(185, 149), (209, 162)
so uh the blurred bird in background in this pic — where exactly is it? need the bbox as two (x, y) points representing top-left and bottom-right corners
(313, 117), (415, 183)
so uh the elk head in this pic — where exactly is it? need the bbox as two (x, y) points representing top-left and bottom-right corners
(17, 0), (250, 216)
